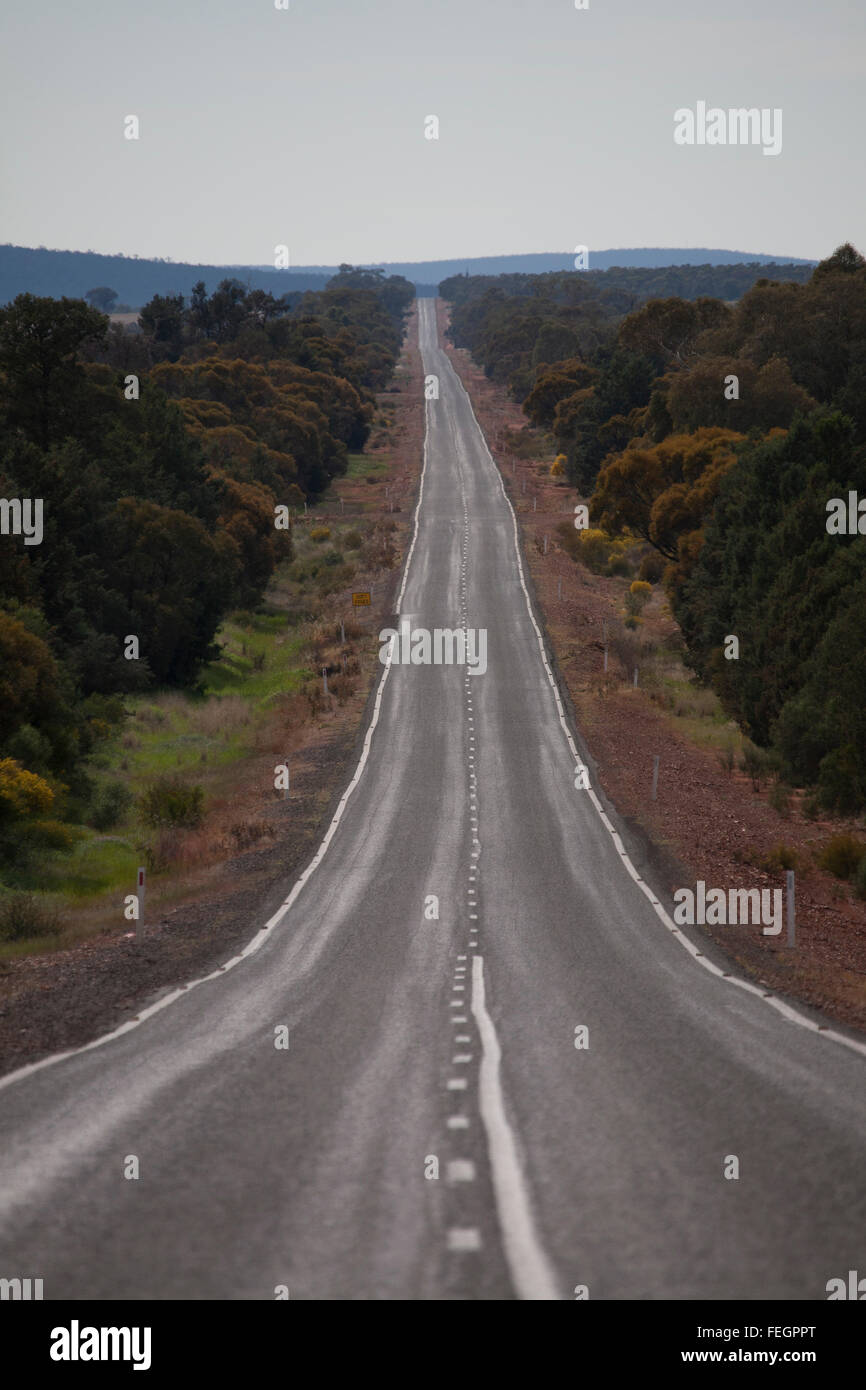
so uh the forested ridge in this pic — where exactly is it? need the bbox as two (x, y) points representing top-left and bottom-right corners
(0, 266), (413, 867)
(443, 245), (866, 813)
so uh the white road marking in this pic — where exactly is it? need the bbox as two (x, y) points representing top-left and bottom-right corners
(447, 1116), (470, 1129)
(471, 955), (560, 1299)
(447, 1078), (467, 1091)
(447, 1227), (481, 1251)
(451, 362), (866, 1064)
(0, 317), (442, 1096)
(447, 1159), (476, 1182)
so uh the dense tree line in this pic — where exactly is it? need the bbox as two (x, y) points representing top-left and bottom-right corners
(0, 267), (412, 850)
(443, 246), (866, 811)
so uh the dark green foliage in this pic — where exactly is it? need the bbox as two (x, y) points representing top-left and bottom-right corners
(90, 780), (134, 831)
(677, 410), (866, 808)
(443, 244), (866, 812)
(0, 276), (406, 862)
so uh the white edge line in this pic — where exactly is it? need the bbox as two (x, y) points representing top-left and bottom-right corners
(0, 308), (435, 1096)
(471, 955), (560, 1299)
(447, 350), (866, 1063)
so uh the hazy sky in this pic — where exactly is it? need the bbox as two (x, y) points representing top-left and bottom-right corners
(2, 0), (863, 265)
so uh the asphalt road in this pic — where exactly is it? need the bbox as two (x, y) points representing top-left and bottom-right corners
(1, 298), (864, 1301)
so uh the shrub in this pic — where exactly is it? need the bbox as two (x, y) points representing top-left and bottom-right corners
(716, 743), (736, 776)
(0, 892), (64, 942)
(768, 782), (792, 818)
(817, 743), (865, 815)
(27, 819), (79, 850)
(141, 830), (180, 872)
(139, 776), (204, 829)
(638, 550), (665, 584)
(854, 856), (866, 900)
(817, 834), (866, 880)
(309, 526), (331, 542)
(329, 673), (357, 705)
(91, 780), (134, 830)
(759, 843), (800, 873)
(607, 554), (630, 577)
(5, 723), (53, 775)
(573, 528), (611, 573)
(0, 758), (54, 821)
(550, 454), (566, 478)
(625, 580), (652, 617)
(344, 530), (363, 549)
(740, 740), (774, 788)
(229, 820), (274, 851)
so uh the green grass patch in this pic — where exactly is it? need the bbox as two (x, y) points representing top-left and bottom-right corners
(346, 452), (388, 478)
(40, 836), (140, 898)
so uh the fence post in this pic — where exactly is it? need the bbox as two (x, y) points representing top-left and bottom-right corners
(651, 755), (659, 801)
(136, 866), (145, 939)
(322, 667), (329, 696)
(786, 870), (796, 948)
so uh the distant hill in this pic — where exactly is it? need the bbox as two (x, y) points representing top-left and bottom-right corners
(0, 243), (817, 307)
(274, 248), (817, 286)
(0, 245), (331, 308)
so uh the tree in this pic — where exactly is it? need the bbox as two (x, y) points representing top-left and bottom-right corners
(106, 498), (235, 684)
(138, 292), (186, 359)
(85, 287), (119, 313)
(591, 427), (743, 569)
(0, 611), (69, 755)
(0, 294), (108, 446)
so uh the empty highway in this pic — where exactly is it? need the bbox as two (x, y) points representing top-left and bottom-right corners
(0, 298), (864, 1301)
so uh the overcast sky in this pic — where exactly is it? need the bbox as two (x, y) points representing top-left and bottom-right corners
(2, 0), (863, 266)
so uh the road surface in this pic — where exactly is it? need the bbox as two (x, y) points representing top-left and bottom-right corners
(1, 298), (864, 1301)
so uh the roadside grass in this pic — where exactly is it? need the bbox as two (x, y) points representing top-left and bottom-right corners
(617, 636), (743, 754)
(346, 451), (388, 479)
(0, 607), (316, 957)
